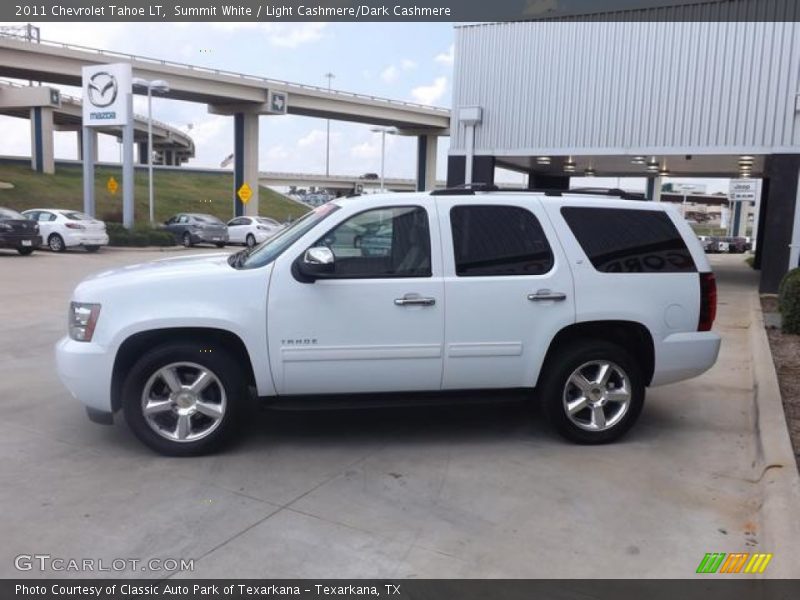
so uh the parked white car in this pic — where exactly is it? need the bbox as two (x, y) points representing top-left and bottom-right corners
(23, 209), (109, 252)
(226, 216), (283, 247)
(56, 189), (720, 455)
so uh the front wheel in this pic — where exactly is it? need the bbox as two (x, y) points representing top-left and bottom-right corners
(122, 342), (246, 456)
(245, 234), (256, 248)
(182, 232), (192, 248)
(538, 340), (644, 444)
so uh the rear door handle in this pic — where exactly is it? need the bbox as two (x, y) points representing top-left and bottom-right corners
(528, 289), (567, 301)
(394, 294), (436, 307)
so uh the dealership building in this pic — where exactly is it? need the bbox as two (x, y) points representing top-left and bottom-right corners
(446, 0), (800, 292)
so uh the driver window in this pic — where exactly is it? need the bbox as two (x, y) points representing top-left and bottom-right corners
(315, 206), (431, 278)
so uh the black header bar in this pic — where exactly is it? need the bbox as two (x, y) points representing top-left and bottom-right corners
(2, 0), (800, 22)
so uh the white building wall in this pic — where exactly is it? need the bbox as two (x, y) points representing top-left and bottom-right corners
(451, 18), (800, 156)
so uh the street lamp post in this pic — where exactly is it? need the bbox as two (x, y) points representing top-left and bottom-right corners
(370, 126), (397, 192)
(324, 72), (335, 177)
(133, 78), (170, 224)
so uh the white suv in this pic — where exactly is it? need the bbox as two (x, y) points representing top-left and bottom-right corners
(56, 190), (721, 455)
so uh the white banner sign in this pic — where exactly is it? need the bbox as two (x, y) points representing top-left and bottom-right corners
(729, 179), (758, 203)
(82, 63), (132, 127)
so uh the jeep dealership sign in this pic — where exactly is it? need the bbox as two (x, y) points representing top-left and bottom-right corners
(82, 63), (131, 127)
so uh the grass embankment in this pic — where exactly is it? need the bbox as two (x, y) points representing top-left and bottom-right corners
(0, 163), (309, 224)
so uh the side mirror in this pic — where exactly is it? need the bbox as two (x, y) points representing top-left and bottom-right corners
(296, 246), (335, 281)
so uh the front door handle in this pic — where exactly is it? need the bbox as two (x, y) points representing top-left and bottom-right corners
(528, 289), (567, 301)
(394, 294), (436, 307)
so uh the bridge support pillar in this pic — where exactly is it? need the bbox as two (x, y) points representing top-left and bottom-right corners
(416, 135), (438, 191)
(234, 112), (260, 217)
(138, 142), (149, 164)
(77, 130), (98, 163)
(30, 106), (55, 174)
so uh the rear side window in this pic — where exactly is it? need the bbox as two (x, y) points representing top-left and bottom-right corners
(561, 207), (696, 273)
(450, 205), (554, 276)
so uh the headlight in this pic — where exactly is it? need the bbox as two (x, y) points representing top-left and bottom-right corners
(0, 222), (11, 231)
(68, 302), (101, 342)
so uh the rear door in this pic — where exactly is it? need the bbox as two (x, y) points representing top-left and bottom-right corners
(438, 196), (576, 390)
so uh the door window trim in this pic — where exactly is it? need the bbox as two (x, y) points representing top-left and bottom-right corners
(302, 204), (434, 280)
(449, 204), (555, 277)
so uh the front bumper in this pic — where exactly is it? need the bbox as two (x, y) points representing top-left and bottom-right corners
(0, 233), (42, 249)
(63, 231), (109, 247)
(55, 336), (114, 416)
(650, 331), (722, 386)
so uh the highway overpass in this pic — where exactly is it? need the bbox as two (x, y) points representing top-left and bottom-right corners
(259, 171), (446, 193)
(0, 78), (195, 173)
(0, 33), (450, 215)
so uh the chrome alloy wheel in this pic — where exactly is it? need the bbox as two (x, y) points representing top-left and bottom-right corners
(562, 360), (632, 432)
(141, 362), (227, 443)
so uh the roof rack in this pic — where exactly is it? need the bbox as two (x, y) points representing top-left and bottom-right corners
(430, 185), (644, 200)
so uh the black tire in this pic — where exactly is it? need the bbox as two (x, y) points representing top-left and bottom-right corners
(182, 232), (192, 248)
(215, 242), (226, 248)
(122, 342), (247, 456)
(85, 245), (100, 253)
(538, 340), (645, 444)
(17, 247), (34, 256)
(245, 234), (256, 248)
(48, 233), (65, 252)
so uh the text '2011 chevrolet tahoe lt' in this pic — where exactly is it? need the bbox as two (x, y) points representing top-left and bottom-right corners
(56, 190), (720, 455)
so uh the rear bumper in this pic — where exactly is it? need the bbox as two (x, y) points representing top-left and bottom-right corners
(191, 232), (228, 244)
(0, 233), (42, 249)
(651, 331), (721, 386)
(63, 231), (109, 247)
(55, 336), (114, 414)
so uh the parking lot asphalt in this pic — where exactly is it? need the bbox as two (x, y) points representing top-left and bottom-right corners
(0, 247), (796, 578)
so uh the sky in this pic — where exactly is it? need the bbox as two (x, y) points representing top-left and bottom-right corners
(0, 21), (728, 192)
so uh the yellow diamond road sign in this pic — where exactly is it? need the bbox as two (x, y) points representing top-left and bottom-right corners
(237, 182), (253, 204)
(107, 176), (118, 195)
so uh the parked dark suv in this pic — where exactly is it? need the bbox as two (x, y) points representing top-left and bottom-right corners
(0, 207), (42, 255)
(163, 213), (228, 248)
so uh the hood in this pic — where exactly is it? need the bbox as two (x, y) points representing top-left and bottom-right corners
(74, 252), (235, 299)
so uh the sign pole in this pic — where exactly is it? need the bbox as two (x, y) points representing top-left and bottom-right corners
(122, 92), (135, 229)
(82, 125), (95, 216)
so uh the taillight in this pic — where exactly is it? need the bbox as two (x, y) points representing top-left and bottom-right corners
(698, 272), (717, 331)
(65, 222), (85, 230)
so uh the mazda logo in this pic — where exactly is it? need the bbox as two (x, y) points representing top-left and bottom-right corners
(87, 72), (118, 108)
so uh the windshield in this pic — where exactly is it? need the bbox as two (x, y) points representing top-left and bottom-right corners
(235, 204), (339, 270)
(0, 208), (23, 220)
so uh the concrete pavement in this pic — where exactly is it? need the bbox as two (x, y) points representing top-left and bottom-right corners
(0, 248), (797, 579)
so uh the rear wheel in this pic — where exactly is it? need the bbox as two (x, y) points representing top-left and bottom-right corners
(215, 242), (226, 248)
(48, 233), (65, 252)
(182, 232), (192, 248)
(17, 247), (34, 256)
(538, 340), (644, 444)
(122, 342), (246, 456)
(85, 245), (100, 253)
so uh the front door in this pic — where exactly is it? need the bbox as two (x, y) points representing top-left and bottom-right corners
(267, 201), (444, 395)
(437, 197), (576, 390)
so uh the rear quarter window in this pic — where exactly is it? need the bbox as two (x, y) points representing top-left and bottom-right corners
(560, 206), (696, 273)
